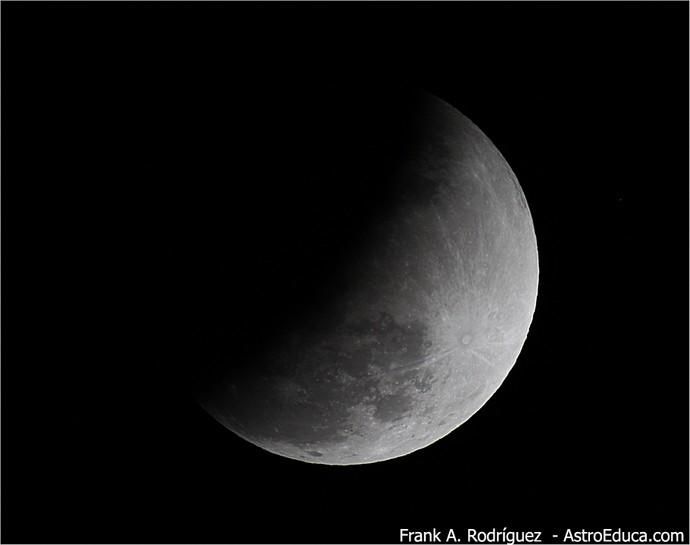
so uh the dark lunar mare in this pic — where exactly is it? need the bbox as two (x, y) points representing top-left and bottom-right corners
(195, 89), (539, 465)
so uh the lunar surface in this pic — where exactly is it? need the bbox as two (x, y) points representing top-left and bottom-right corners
(198, 92), (539, 465)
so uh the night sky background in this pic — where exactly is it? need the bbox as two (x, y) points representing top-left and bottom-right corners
(2, 2), (688, 544)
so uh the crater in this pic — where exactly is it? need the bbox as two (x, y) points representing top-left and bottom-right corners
(414, 369), (435, 393)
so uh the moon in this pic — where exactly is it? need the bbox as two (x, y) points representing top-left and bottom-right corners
(197, 91), (538, 465)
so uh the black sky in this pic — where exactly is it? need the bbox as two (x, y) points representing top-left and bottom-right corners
(2, 2), (688, 544)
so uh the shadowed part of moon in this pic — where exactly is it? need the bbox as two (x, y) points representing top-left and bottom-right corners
(198, 91), (539, 465)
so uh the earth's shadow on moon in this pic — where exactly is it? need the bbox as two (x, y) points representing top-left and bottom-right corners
(186, 85), (444, 394)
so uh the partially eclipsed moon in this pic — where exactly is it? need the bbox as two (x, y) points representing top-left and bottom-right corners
(199, 92), (539, 465)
